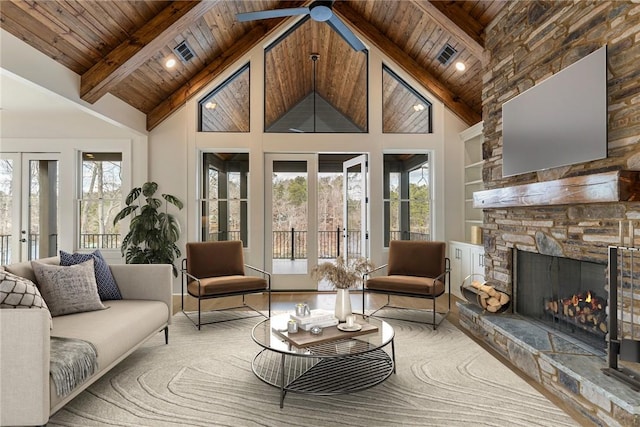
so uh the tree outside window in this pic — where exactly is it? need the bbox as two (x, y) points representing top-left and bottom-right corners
(201, 153), (248, 246)
(383, 154), (430, 246)
(79, 153), (122, 249)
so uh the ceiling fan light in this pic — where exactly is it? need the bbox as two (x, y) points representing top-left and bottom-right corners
(455, 61), (466, 72)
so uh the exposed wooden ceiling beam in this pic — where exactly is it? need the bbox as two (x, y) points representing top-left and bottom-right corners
(81, 0), (218, 104)
(411, 0), (485, 60)
(333, 2), (481, 126)
(147, 20), (288, 131)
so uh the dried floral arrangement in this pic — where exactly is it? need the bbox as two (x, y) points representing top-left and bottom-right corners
(311, 257), (375, 289)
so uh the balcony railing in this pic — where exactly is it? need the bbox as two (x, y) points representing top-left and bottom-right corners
(79, 233), (120, 249)
(1, 230), (430, 266)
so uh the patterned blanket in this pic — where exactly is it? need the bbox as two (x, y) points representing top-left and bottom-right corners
(50, 336), (98, 397)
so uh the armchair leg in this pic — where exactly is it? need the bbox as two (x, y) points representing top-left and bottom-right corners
(164, 326), (169, 344)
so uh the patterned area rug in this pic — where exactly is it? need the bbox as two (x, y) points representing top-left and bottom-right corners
(48, 310), (579, 426)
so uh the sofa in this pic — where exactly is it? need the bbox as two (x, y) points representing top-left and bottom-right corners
(0, 256), (173, 426)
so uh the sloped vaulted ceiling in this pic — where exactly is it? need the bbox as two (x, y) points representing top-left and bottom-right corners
(0, 0), (506, 131)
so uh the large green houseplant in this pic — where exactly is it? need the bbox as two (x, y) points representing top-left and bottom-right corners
(113, 182), (184, 276)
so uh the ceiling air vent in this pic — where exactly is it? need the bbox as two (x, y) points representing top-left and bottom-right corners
(173, 40), (195, 63)
(436, 43), (457, 65)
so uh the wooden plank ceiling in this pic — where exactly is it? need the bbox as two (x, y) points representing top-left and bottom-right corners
(0, 0), (506, 131)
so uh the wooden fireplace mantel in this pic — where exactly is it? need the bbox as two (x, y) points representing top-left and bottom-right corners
(473, 170), (640, 208)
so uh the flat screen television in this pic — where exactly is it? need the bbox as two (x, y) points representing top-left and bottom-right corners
(502, 46), (607, 177)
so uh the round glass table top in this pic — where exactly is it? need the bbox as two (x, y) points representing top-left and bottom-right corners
(251, 312), (394, 357)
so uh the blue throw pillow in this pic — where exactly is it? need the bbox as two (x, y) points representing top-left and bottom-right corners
(59, 250), (122, 300)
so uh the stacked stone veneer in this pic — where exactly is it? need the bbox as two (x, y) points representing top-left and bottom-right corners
(467, 2), (640, 425)
(481, 0), (640, 294)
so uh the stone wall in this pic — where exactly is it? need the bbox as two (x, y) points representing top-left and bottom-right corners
(481, 0), (640, 294)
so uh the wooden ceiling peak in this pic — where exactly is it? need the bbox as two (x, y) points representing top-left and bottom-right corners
(334, 2), (480, 125)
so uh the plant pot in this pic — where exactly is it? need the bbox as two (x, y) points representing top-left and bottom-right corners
(335, 288), (352, 321)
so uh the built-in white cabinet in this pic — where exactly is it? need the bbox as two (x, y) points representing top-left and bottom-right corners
(449, 240), (484, 300)
(459, 122), (484, 243)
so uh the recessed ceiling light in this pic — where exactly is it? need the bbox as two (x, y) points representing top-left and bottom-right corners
(413, 103), (425, 112)
(455, 61), (466, 72)
(165, 57), (177, 69)
(205, 101), (217, 110)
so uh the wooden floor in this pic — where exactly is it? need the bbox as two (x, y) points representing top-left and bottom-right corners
(173, 291), (594, 426)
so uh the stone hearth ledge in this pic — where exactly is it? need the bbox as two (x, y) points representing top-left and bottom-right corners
(457, 302), (640, 427)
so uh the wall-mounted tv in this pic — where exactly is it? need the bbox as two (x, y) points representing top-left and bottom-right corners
(502, 46), (607, 177)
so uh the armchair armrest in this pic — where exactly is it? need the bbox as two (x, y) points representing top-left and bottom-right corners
(244, 264), (271, 289)
(363, 264), (388, 280)
(0, 309), (50, 426)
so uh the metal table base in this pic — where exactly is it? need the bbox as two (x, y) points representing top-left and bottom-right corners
(252, 340), (395, 408)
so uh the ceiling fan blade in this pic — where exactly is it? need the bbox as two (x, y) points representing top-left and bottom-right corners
(236, 7), (309, 22)
(326, 14), (366, 52)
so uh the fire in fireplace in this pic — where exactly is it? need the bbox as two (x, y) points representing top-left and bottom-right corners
(544, 290), (608, 336)
(514, 250), (607, 350)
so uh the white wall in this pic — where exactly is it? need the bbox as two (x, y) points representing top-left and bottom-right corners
(2, 23), (472, 293)
(148, 30), (471, 280)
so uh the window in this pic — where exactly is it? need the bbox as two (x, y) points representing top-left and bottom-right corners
(198, 64), (250, 132)
(201, 153), (248, 247)
(264, 17), (368, 133)
(383, 154), (430, 246)
(382, 65), (433, 133)
(79, 152), (122, 249)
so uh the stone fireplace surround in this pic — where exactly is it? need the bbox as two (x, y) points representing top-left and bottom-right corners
(458, 174), (640, 425)
(473, 1), (640, 424)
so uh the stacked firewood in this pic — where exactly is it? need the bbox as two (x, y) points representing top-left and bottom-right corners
(471, 280), (510, 313)
(545, 291), (607, 333)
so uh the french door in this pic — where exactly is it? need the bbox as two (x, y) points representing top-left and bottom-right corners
(0, 153), (60, 264)
(265, 153), (369, 290)
(343, 154), (368, 263)
(265, 154), (318, 290)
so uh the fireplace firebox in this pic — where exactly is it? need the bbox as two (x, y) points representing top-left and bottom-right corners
(514, 250), (607, 350)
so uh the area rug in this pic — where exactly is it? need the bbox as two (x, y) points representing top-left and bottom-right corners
(48, 311), (579, 426)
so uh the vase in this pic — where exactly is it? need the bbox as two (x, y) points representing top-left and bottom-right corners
(334, 288), (352, 322)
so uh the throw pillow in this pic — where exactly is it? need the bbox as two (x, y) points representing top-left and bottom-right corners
(0, 270), (53, 328)
(59, 250), (122, 300)
(32, 259), (106, 317)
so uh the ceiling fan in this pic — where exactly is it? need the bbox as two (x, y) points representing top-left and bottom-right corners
(236, 0), (366, 52)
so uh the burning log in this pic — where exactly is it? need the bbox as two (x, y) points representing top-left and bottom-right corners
(545, 290), (608, 336)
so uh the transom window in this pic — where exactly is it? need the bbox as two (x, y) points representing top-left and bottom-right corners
(382, 65), (433, 133)
(198, 64), (250, 132)
(264, 17), (368, 133)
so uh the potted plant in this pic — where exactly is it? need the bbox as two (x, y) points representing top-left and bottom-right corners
(311, 256), (374, 321)
(113, 182), (184, 277)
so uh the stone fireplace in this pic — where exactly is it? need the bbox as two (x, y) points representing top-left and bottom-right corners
(461, 1), (640, 425)
(514, 250), (608, 352)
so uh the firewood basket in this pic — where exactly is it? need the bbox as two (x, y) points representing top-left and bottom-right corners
(460, 274), (510, 314)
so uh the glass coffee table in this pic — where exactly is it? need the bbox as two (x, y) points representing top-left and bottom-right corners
(251, 312), (395, 407)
